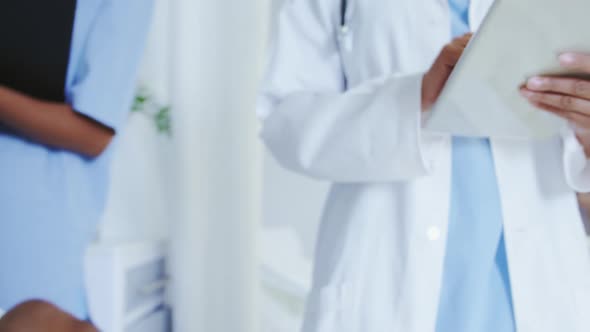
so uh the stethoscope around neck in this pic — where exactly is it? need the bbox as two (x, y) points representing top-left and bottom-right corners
(341, 0), (348, 27)
(339, 0), (351, 37)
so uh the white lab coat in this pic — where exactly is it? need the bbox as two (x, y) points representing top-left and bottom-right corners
(258, 0), (590, 331)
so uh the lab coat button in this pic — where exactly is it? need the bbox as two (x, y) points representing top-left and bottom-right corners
(340, 25), (350, 35)
(427, 227), (441, 241)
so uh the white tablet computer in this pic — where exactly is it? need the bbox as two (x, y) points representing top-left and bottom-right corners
(426, 0), (590, 139)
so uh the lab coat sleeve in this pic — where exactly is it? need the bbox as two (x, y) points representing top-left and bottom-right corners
(562, 128), (590, 193)
(68, 0), (154, 132)
(257, 0), (432, 183)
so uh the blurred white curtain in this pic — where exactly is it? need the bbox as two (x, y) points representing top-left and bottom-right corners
(167, 0), (270, 331)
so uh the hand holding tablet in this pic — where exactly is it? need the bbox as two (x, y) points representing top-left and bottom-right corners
(521, 53), (590, 128)
(426, 0), (590, 139)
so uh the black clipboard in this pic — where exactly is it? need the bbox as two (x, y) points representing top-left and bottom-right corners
(0, 0), (77, 102)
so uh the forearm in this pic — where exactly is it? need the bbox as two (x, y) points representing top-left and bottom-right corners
(579, 193), (590, 211)
(261, 73), (434, 182)
(0, 85), (114, 158)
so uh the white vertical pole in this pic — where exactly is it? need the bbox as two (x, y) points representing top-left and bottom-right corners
(168, 0), (270, 331)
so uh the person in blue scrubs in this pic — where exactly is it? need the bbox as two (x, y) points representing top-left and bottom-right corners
(435, 0), (516, 331)
(0, 0), (154, 319)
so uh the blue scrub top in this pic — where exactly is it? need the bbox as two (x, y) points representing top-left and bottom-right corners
(0, 0), (153, 319)
(435, 1), (516, 331)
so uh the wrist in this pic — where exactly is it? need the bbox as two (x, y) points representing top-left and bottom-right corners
(421, 72), (434, 112)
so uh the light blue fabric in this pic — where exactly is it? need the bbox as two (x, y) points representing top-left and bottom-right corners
(435, 1), (516, 331)
(0, 0), (153, 319)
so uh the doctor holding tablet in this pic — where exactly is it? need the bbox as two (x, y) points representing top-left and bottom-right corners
(258, 0), (590, 331)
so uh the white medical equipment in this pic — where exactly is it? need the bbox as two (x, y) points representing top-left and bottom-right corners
(85, 241), (170, 332)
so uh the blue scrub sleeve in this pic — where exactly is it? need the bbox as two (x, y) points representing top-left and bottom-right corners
(67, 0), (154, 131)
